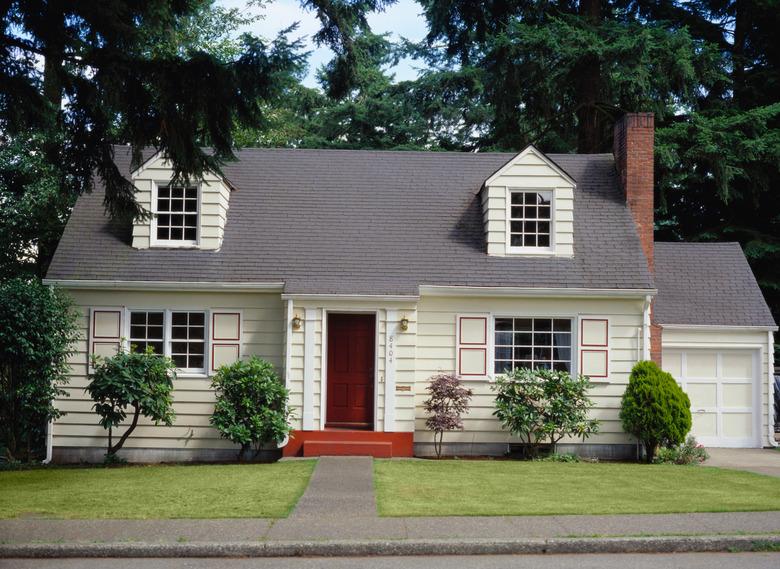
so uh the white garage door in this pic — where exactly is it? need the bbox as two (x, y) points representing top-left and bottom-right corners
(662, 349), (760, 448)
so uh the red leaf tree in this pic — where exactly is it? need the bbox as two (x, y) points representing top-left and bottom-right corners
(423, 374), (473, 458)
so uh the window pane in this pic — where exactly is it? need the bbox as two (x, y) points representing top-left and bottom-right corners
(147, 326), (163, 339)
(184, 214), (198, 228)
(495, 318), (513, 331)
(514, 318), (532, 331)
(510, 234), (523, 247)
(534, 347), (552, 360)
(158, 187), (170, 198)
(553, 347), (571, 361)
(553, 319), (571, 332)
(535, 361), (551, 370)
(534, 319), (552, 332)
(149, 341), (164, 354)
(130, 325), (146, 338)
(189, 355), (204, 369)
(514, 332), (532, 345)
(148, 312), (163, 326)
(130, 312), (145, 325)
(183, 227), (196, 241)
(172, 354), (187, 368)
(524, 206), (537, 218)
(553, 333), (571, 347)
(511, 193), (523, 205)
(156, 227), (169, 240)
(170, 228), (183, 240)
(538, 193), (551, 206)
(185, 187), (197, 199)
(171, 342), (188, 354)
(514, 346), (533, 360)
(172, 187), (184, 198)
(495, 332), (513, 346)
(157, 214), (170, 226)
(553, 361), (571, 372)
(185, 200), (197, 212)
(533, 332), (551, 345)
(524, 234), (537, 247)
(172, 326), (188, 339)
(172, 312), (187, 326)
(189, 342), (205, 355)
(538, 235), (550, 247)
(495, 346), (512, 360)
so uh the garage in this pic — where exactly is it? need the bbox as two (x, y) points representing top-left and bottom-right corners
(662, 349), (761, 447)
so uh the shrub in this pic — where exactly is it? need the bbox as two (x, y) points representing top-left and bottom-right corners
(620, 360), (692, 462)
(423, 374), (473, 458)
(0, 279), (78, 462)
(537, 452), (581, 463)
(492, 367), (600, 457)
(87, 347), (176, 458)
(653, 436), (709, 465)
(210, 357), (292, 461)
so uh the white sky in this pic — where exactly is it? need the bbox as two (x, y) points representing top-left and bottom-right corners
(218, 0), (429, 88)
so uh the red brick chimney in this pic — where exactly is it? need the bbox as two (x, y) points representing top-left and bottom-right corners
(613, 112), (661, 363)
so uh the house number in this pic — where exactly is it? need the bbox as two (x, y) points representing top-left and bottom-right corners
(387, 334), (395, 363)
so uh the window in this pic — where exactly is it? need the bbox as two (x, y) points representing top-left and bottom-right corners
(494, 317), (572, 374)
(128, 310), (207, 373)
(170, 311), (205, 370)
(129, 311), (164, 354)
(155, 185), (198, 243)
(509, 191), (551, 249)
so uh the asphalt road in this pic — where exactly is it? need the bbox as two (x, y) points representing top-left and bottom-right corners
(3, 553), (780, 569)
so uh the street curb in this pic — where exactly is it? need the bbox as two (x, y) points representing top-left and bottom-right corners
(2, 535), (779, 558)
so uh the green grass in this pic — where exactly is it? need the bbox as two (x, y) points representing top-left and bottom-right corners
(0, 460), (316, 519)
(374, 460), (780, 517)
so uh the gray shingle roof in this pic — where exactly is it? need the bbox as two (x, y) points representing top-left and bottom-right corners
(47, 147), (655, 295)
(654, 242), (776, 328)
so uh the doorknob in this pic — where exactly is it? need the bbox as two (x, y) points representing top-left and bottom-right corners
(696, 409), (706, 413)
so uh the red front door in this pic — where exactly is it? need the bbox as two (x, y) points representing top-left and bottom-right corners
(326, 313), (375, 429)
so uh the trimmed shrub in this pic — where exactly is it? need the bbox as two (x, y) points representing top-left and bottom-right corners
(492, 367), (600, 457)
(620, 360), (692, 462)
(210, 357), (292, 461)
(423, 373), (473, 458)
(654, 436), (709, 465)
(87, 346), (176, 458)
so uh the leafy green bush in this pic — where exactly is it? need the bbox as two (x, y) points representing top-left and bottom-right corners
(537, 452), (581, 463)
(0, 279), (78, 462)
(620, 361), (692, 462)
(210, 357), (292, 461)
(492, 367), (600, 457)
(87, 347), (176, 458)
(654, 436), (709, 465)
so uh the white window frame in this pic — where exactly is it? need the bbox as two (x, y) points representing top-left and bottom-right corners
(149, 182), (201, 248)
(505, 188), (555, 255)
(491, 314), (577, 378)
(124, 308), (210, 377)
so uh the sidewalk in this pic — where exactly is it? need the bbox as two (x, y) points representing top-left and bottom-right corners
(1, 457), (779, 557)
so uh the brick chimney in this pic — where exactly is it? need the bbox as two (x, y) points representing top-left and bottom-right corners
(613, 112), (661, 363)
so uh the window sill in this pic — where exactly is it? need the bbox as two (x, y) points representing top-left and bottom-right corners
(505, 247), (555, 256)
(177, 372), (209, 379)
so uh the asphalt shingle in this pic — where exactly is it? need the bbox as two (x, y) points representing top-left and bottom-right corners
(47, 147), (656, 295)
(654, 242), (775, 328)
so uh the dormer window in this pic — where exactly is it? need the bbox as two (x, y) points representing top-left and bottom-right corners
(508, 190), (552, 251)
(153, 185), (199, 246)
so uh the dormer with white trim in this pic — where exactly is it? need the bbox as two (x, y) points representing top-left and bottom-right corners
(130, 152), (232, 250)
(481, 145), (575, 257)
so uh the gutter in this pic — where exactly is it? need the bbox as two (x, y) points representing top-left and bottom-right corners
(42, 279), (285, 292)
(642, 295), (652, 360)
(419, 285), (657, 299)
(42, 420), (53, 464)
(660, 323), (778, 332)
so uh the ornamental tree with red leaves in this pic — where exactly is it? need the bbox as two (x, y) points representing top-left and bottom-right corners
(423, 374), (473, 458)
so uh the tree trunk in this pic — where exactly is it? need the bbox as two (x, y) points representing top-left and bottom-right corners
(576, 0), (602, 154)
(109, 404), (141, 456)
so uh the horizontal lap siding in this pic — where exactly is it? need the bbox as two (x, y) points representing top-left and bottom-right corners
(53, 290), (284, 451)
(415, 295), (645, 445)
(662, 328), (774, 447)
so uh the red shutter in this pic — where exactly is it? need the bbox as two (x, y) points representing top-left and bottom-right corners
(210, 311), (242, 372)
(456, 314), (489, 377)
(579, 318), (609, 378)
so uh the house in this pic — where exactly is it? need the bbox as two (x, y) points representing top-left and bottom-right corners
(43, 113), (777, 461)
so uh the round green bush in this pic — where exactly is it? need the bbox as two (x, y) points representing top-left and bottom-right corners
(620, 361), (692, 462)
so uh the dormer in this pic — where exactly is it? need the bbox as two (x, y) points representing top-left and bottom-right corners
(130, 152), (233, 250)
(481, 146), (575, 257)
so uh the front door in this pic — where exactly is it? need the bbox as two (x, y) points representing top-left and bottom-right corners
(326, 313), (375, 429)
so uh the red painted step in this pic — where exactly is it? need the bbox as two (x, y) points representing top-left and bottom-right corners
(283, 429), (414, 457)
(303, 440), (393, 458)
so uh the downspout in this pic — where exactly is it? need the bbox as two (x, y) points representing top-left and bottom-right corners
(642, 295), (652, 361)
(42, 419), (54, 464)
(768, 330), (777, 448)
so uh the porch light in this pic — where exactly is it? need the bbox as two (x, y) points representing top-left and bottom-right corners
(291, 314), (302, 330)
(399, 316), (409, 331)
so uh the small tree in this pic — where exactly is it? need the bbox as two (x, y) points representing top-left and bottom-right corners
(210, 357), (292, 461)
(620, 361), (692, 463)
(423, 374), (473, 458)
(0, 279), (78, 462)
(87, 347), (176, 458)
(492, 367), (600, 457)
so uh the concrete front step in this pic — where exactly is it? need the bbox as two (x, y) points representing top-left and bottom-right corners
(303, 440), (393, 458)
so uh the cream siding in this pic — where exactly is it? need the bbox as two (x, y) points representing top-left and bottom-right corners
(131, 155), (231, 250)
(661, 328), (775, 447)
(414, 295), (645, 446)
(53, 289), (284, 452)
(483, 148), (575, 257)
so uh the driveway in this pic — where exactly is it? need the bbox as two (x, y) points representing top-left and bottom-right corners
(705, 448), (780, 477)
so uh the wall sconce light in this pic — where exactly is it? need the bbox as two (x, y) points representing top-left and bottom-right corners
(291, 314), (302, 330)
(399, 316), (409, 331)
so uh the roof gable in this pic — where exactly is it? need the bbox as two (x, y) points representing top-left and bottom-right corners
(484, 145), (576, 188)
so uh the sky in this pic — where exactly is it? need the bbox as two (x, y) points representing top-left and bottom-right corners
(219, 0), (430, 88)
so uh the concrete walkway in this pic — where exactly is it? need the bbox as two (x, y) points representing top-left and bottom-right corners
(705, 448), (780, 477)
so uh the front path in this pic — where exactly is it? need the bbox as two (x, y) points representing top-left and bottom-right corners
(705, 448), (780, 478)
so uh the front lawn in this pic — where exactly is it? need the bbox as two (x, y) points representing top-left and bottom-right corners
(374, 460), (780, 517)
(0, 460), (316, 519)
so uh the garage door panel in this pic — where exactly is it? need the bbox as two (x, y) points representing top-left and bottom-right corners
(722, 413), (753, 438)
(686, 383), (717, 408)
(722, 383), (752, 408)
(663, 352), (682, 378)
(692, 413), (717, 437)
(722, 352), (753, 379)
(686, 352), (717, 377)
